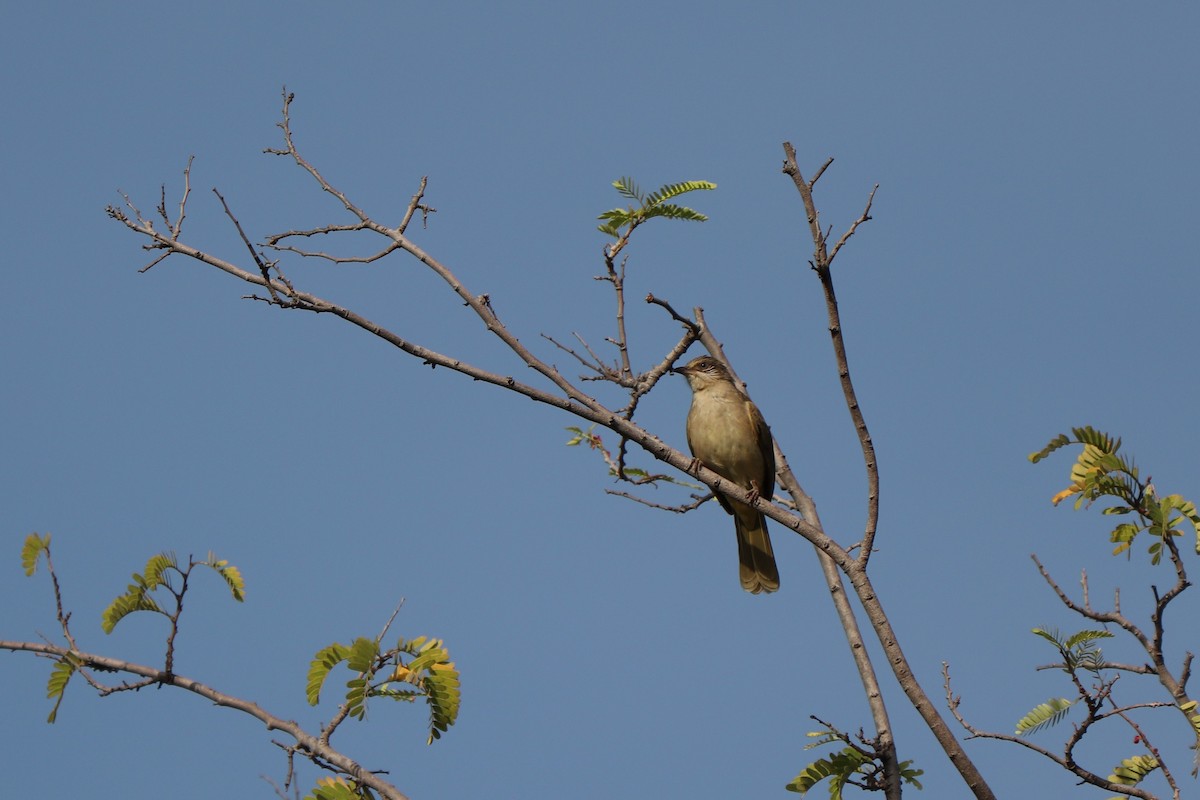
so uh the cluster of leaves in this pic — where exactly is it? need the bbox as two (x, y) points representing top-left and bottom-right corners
(1032, 626), (1112, 677)
(1014, 628), (1113, 736)
(1011, 628), (1171, 798)
(596, 177), (715, 238)
(1012, 427), (1200, 797)
(17, 534), (460, 800)
(100, 550), (245, 633)
(1030, 426), (1200, 563)
(307, 634), (461, 745)
(21, 534), (246, 722)
(307, 775), (379, 800)
(786, 725), (923, 798)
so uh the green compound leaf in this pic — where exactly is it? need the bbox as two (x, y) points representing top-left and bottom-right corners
(372, 685), (420, 703)
(306, 643), (351, 706)
(423, 659), (461, 744)
(45, 655), (79, 723)
(139, 552), (178, 590)
(786, 747), (870, 798)
(100, 584), (163, 634)
(100, 552), (177, 633)
(645, 180), (717, 207)
(643, 203), (708, 222)
(1064, 629), (1114, 649)
(396, 637), (461, 744)
(21, 533), (51, 576)
(202, 552), (246, 602)
(1107, 754), (1158, 787)
(802, 729), (841, 750)
(1028, 432), (1072, 463)
(612, 176), (644, 203)
(1016, 697), (1074, 736)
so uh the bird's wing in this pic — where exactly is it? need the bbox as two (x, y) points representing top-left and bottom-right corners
(750, 400), (776, 501)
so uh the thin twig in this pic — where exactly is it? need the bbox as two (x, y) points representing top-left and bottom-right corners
(604, 490), (705, 512)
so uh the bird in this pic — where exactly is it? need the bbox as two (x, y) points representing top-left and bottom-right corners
(674, 355), (780, 593)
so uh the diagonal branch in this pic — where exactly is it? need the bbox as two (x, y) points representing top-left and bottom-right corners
(692, 312), (899, 798)
(781, 143), (880, 566)
(107, 96), (1001, 799)
(0, 639), (410, 800)
(109, 182), (846, 565)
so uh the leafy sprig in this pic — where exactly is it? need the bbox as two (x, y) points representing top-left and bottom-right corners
(306, 633), (461, 745)
(596, 177), (715, 238)
(1031, 426), (1200, 562)
(786, 722), (923, 797)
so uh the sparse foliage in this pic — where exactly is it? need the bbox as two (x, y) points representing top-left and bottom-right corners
(3, 534), (453, 800)
(96, 91), (977, 800)
(9, 91), (1197, 800)
(946, 428), (1200, 799)
(787, 721), (924, 797)
(596, 176), (715, 238)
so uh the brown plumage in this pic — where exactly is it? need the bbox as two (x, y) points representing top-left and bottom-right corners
(674, 355), (779, 594)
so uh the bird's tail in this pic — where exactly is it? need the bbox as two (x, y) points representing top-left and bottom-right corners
(734, 510), (780, 594)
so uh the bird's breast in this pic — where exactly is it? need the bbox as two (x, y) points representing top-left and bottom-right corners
(686, 391), (761, 480)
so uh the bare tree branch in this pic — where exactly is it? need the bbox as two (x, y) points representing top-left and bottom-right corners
(781, 142), (881, 567)
(101, 92), (1010, 800)
(0, 639), (410, 800)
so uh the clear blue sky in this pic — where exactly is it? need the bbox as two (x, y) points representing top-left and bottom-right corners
(3, 3), (1198, 798)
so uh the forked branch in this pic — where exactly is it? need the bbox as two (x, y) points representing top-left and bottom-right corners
(102, 92), (1000, 799)
(781, 142), (880, 565)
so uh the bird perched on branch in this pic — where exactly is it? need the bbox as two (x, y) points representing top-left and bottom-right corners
(674, 355), (780, 594)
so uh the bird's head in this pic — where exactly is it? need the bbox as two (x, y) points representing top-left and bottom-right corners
(672, 355), (732, 391)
